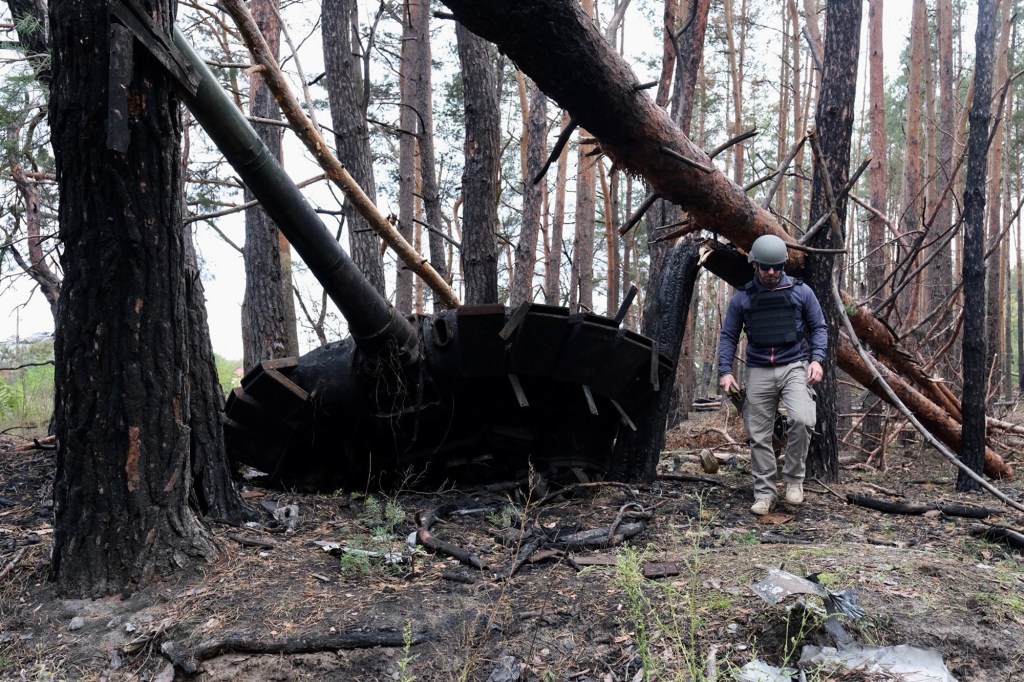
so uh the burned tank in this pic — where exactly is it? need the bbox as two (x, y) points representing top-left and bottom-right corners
(174, 30), (673, 490)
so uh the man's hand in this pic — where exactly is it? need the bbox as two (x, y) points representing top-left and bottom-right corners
(719, 373), (740, 395)
(807, 360), (823, 386)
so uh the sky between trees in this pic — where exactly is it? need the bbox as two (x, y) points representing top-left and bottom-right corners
(0, 1), (974, 359)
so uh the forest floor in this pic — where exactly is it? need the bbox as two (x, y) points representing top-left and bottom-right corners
(2, 407), (1024, 682)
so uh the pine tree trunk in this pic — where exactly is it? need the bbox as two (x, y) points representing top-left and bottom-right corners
(927, 0), (956, 329)
(959, 0), (998, 490)
(895, 0), (927, 330)
(456, 23), (500, 305)
(185, 234), (251, 525)
(804, 0), (862, 484)
(788, 0), (806, 231)
(49, 0), (216, 596)
(985, 0), (1011, 392)
(862, 0), (888, 455)
(510, 83), (546, 306)
(242, 0), (294, 372)
(545, 111), (570, 305)
(322, 0), (387, 299)
(396, 3), (418, 313)
(570, 139), (596, 311)
(406, 0), (450, 310)
(606, 167), (621, 317)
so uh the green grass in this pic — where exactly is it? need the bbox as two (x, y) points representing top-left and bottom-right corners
(612, 494), (732, 681)
(0, 340), (55, 433)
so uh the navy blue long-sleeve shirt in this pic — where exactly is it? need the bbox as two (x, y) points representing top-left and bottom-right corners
(718, 274), (828, 377)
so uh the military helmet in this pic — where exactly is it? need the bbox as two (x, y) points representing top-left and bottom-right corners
(747, 234), (789, 265)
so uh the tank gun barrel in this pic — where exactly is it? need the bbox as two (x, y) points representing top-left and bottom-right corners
(172, 29), (419, 363)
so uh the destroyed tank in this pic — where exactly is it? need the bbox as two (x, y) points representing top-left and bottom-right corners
(175, 30), (674, 490)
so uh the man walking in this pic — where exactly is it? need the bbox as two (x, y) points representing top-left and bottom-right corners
(718, 235), (828, 515)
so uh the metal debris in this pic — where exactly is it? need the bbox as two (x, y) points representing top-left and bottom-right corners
(799, 643), (958, 682)
(751, 568), (865, 620)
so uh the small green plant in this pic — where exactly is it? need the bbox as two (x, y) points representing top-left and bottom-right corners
(397, 620), (417, 682)
(615, 547), (659, 679)
(782, 605), (823, 668)
(340, 551), (372, 579)
(339, 496), (409, 580)
(360, 495), (405, 533)
(485, 504), (517, 529)
(360, 494), (383, 526)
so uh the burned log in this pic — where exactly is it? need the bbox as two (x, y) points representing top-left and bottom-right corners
(846, 494), (1002, 518)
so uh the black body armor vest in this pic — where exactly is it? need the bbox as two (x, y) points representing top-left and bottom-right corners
(744, 284), (800, 348)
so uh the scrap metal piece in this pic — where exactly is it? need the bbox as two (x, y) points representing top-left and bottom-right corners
(751, 568), (865, 620)
(799, 644), (958, 682)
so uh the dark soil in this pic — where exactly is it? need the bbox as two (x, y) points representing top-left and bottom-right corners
(2, 409), (1023, 681)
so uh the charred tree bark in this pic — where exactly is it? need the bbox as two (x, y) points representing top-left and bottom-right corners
(241, 0), (294, 373)
(184, 234), (252, 525)
(456, 23), (500, 305)
(959, 0), (998, 491)
(49, 0), (216, 596)
(650, 0), (710, 427)
(323, 0), (386, 297)
(804, 0), (861, 483)
(609, 236), (701, 482)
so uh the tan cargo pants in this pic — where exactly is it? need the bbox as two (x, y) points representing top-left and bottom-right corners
(743, 361), (817, 500)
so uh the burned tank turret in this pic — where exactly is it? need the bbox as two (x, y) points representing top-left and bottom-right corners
(174, 30), (673, 490)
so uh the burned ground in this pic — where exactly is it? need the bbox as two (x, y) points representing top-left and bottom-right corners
(1, 410), (1023, 681)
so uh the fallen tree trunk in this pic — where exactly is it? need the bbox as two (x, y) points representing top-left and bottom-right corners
(438, 0), (800, 267)
(837, 342), (1012, 479)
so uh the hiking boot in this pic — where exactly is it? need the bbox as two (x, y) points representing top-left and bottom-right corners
(750, 497), (775, 516)
(785, 481), (805, 506)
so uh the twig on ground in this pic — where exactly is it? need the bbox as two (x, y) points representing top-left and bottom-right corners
(657, 472), (734, 490)
(0, 546), (27, 581)
(554, 521), (646, 550)
(162, 628), (429, 674)
(495, 535), (542, 581)
(863, 482), (903, 498)
(416, 509), (486, 570)
(535, 481), (639, 507)
(227, 533), (276, 549)
(811, 477), (845, 501)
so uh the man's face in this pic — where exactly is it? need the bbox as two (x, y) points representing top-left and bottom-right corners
(754, 262), (784, 287)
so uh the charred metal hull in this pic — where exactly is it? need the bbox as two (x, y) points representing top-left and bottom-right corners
(168, 29), (673, 491)
(225, 304), (672, 490)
